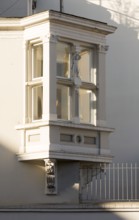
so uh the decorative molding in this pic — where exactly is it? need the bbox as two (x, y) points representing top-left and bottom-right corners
(98, 44), (109, 53)
(52, 25), (105, 44)
(44, 33), (58, 43)
(15, 120), (114, 132)
(17, 145), (113, 163)
(0, 31), (23, 39)
(0, 11), (116, 37)
(44, 159), (57, 195)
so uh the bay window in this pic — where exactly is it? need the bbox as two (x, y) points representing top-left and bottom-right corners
(17, 10), (116, 164)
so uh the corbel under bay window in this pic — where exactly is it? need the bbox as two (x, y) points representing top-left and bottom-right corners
(26, 40), (43, 122)
(56, 41), (97, 125)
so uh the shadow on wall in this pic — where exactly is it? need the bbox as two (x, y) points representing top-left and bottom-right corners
(94, 0), (139, 163)
(0, 145), (133, 220)
(62, 0), (111, 22)
(88, 0), (139, 29)
(0, 142), (79, 205)
(0, 142), (46, 205)
(33, 0), (111, 23)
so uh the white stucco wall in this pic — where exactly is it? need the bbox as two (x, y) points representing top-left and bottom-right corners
(0, 34), (54, 204)
(0, 0), (139, 211)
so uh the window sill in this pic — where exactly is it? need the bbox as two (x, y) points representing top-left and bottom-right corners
(16, 119), (114, 133)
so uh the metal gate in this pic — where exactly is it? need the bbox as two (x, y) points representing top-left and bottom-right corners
(80, 163), (139, 202)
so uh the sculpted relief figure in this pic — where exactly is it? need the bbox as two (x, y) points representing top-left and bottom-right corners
(71, 52), (81, 77)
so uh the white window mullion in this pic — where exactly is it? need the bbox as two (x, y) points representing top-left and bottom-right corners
(72, 86), (80, 124)
(90, 91), (94, 125)
(31, 47), (34, 80)
(28, 85), (32, 123)
(69, 86), (72, 120)
(31, 86), (34, 121)
(90, 50), (93, 83)
(75, 88), (79, 118)
(28, 44), (32, 82)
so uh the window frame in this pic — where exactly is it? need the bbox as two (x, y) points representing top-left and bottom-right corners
(26, 40), (44, 123)
(56, 40), (98, 125)
(31, 43), (43, 80)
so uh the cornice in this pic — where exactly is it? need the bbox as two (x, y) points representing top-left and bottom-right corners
(48, 10), (117, 35)
(0, 10), (117, 34)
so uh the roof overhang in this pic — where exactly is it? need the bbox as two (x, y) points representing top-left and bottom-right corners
(0, 10), (117, 34)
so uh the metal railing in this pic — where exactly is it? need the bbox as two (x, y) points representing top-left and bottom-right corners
(80, 163), (139, 202)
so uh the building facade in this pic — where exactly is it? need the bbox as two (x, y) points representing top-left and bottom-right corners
(0, 0), (139, 219)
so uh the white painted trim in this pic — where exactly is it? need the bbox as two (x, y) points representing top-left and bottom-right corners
(0, 31), (23, 39)
(0, 11), (117, 34)
(16, 120), (114, 132)
(17, 148), (113, 162)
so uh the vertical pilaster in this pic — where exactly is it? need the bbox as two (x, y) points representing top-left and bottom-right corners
(20, 41), (28, 154)
(24, 41), (32, 124)
(23, 40), (28, 124)
(43, 34), (57, 121)
(97, 44), (108, 127)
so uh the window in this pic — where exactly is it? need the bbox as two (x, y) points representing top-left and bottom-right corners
(78, 48), (92, 82)
(26, 40), (97, 125)
(56, 41), (97, 125)
(26, 41), (43, 122)
(79, 89), (96, 124)
(32, 85), (43, 120)
(32, 44), (43, 78)
(56, 42), (70, 78)
(56, 42), (72, 120)
(57, 84), (70, 120)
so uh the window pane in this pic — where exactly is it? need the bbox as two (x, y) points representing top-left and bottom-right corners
(78, 49), (92, 82)
(32, 86), (43, 120)
(32, 45), (43, 78)
(57, 85), (69, 120)
(79, 89), (96, 124)
(56, 43), (70, 78)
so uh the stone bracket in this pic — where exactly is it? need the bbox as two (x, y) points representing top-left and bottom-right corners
(44, 159), (57, 195)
